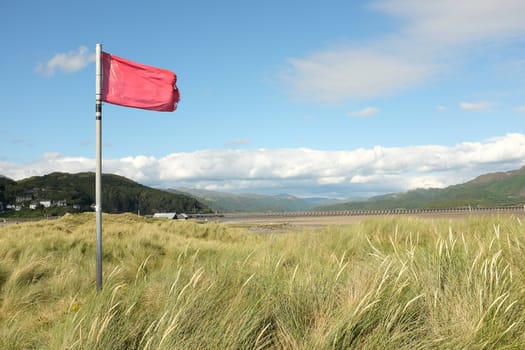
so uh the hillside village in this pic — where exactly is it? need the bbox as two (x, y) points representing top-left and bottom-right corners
(1, 191), (196, 220)
(0, 187), (87, 214)
(2, 196), (83, 212)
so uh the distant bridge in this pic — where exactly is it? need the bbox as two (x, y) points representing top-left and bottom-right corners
(215, 205), (525, 220)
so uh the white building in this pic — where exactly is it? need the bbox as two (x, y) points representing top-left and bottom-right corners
(40, 200), (52, 208)
(152, 212), (177, 219)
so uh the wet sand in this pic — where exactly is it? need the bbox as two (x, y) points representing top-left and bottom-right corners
(219, 210), (525, 230)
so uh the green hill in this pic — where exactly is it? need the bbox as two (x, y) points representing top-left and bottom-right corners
(0, 172), (210, 217)
(318, 166), (525, 211)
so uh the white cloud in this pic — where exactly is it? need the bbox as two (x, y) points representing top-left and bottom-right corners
(460, 101), (493, 112)
(514, 106), (525, 113)
(2, 134), (525, 198)
(283, 50), (434, 102)
(281, 0), (525, 102)
(372, 0), (525, 47)
(318, 176), (347, 185)
(35, 46), (95, 77)
(349, 107), (381, 117)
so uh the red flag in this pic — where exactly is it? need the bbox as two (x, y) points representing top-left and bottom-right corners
(101, 52), (179, 112)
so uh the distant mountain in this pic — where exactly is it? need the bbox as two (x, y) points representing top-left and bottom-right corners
(5, 166), (524, 217)
(169, 188), (347, 212)
(303, 197), (357, 207)
(0, 172), (210, 217)
(317, 166), (525, 211)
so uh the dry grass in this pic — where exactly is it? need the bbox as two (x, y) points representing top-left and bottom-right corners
(1, 213), (525, 349)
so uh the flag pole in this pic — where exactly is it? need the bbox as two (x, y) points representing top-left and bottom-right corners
(95, 43), (103, 292)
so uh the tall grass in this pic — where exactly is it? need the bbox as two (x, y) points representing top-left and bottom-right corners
(1, 213), (525, 349)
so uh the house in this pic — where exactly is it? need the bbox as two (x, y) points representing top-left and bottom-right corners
(177, 213), (189, 220)
(5, 204), (23, 211)
(152, 212), (177, 219)
(40, 200), (52, 208)
(55, 200), (68, 207)
(16, 195), (32, 203)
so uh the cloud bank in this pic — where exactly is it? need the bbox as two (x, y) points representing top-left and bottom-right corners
(35, 46), (95, 77)
(2, 134), (524, 198)
(282, 0), (525, 102)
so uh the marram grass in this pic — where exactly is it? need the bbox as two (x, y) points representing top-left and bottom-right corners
(1, 213), (525, 349)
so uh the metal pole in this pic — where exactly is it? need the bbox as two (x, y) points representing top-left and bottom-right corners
(95, 43), (103, 292)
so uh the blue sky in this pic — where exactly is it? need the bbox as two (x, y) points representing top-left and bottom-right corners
(1, 0), (525, 198)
